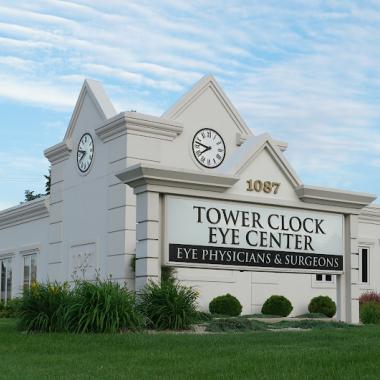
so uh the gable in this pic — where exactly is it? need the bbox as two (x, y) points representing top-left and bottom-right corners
(221, 134), (302, 202)
(64, 79), (116, 141)
(159, 75), (253, 171)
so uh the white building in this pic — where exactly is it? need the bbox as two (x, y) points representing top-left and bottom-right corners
(1, 75), (379, 323)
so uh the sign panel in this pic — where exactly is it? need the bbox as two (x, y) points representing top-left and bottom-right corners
(166, 196), (344, 273)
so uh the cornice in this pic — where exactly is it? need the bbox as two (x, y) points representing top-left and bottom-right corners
(296, 185), (376, 209)
(359, 205), (380, 224)
(0, 197), (49, 230)
(44, 141), (72, 164)
(95, 112), (183, 142)
(116, 163), (239, 193)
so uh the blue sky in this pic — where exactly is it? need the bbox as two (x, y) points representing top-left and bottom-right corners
(1, 1), (380, 210)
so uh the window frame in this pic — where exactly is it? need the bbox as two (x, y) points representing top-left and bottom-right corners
(358, 246), (370, 285)
(0, 256), (13, 303)
(23, 252), (38, 290)
(311, 273), (335, 289)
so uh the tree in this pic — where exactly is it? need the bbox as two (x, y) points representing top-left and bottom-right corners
(23, 168), (51, 202)
(44, 169), (51, 195)
(24, 190), (43, 202)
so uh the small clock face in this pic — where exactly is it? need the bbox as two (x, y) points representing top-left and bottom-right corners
(77, 133), (94, 173)
(192, 128), (226, 168)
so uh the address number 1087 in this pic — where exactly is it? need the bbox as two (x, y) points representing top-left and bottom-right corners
(246, 179), (281, 194)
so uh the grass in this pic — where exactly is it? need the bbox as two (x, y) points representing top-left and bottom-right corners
(1, 319), (380, 379)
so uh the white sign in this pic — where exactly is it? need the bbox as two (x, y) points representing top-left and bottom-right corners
(165, 196), (344, 273)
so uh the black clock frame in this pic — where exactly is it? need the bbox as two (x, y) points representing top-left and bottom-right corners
(192, 128), (226, 169)
(77, 132), (94, 173)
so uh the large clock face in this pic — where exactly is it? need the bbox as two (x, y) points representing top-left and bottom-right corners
(192, 128), (226, 168)
(77, 133), (94, 173)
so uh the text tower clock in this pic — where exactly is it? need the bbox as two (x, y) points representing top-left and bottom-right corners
(192, 128), (226, 168)
(77, 133), (94, 173)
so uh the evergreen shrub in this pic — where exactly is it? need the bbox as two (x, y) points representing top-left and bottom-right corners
(261, 295), (293, 317)
(308, 296), (336, 318)
(209, 294), (242, 316)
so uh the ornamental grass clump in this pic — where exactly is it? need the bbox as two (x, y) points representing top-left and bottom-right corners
(64, 279), (144, 333)
(138, 280), (199, 330)
(360, 302), (380, 324)
(359, 291), (380, 305)
(18, 282), (70, 332)
(0, 298), (21, 318)
(308, 296), (336, 318)
(261, 295), (293, 317)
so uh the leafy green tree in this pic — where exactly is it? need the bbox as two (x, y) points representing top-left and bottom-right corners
(44, 169), (51, 195)
(24, 190), (43, 202)
(23, 168), (51, 202)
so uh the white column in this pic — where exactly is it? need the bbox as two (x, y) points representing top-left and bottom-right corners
(135, 191), (161, 291)
(336, 214), (359, 323)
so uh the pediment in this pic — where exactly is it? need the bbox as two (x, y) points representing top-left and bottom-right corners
(162, 75), (252, 142)
(63, 79), (117, 141)
(219, 134), (303, 201)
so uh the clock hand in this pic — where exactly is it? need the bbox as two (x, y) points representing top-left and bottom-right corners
(199, 146), (212, 155)
(196, 141), (211, 150)
(78, 150), (86, 161)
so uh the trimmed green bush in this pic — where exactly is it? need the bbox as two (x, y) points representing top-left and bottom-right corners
(138, 280), (199, 330)
(64, 279), (144, 333)
(261, 295), (293, 317)
(308, 296), (336, 318)
(209, 294), (242, 316)
(18, 282), (70, 332)
(360, 302), (380, 324)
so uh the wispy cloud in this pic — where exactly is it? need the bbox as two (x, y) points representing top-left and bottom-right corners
(0, 0), (380, 206)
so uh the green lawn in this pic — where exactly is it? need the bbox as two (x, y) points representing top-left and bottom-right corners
(1, 319), (380, 380)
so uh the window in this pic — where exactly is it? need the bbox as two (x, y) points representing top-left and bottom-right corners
(0, 258), (12, 302)
(23, 254), (37, 289)
(315, 274), (333, 282)
(359, 247), (369, 284)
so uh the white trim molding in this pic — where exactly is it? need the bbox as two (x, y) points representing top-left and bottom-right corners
(44, 141), (72, 164)
(0, 197), (49, 230)
(96, 112), (183, 142)
(359, 205), (380, 224)
(295, 185), (376, 209)
(116, 163), (239, 193)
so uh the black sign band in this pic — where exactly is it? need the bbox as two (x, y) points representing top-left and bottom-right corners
(169, 244), (343, 272)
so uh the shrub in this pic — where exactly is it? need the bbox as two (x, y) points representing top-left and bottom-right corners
(0, 298), (22, 318)
(209, 294), (242, 316)
(0, 299), (21, 318)
(161, 266), (176, 283)
(18, 282), (70, 332)
(359, 291), (380, 305)
(64, 279), (144, 333)
(138, 280), (199, 330)
(261, 295), (293, 317)
(360, 302), (380, 324)
(308, 296), (336, 318)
